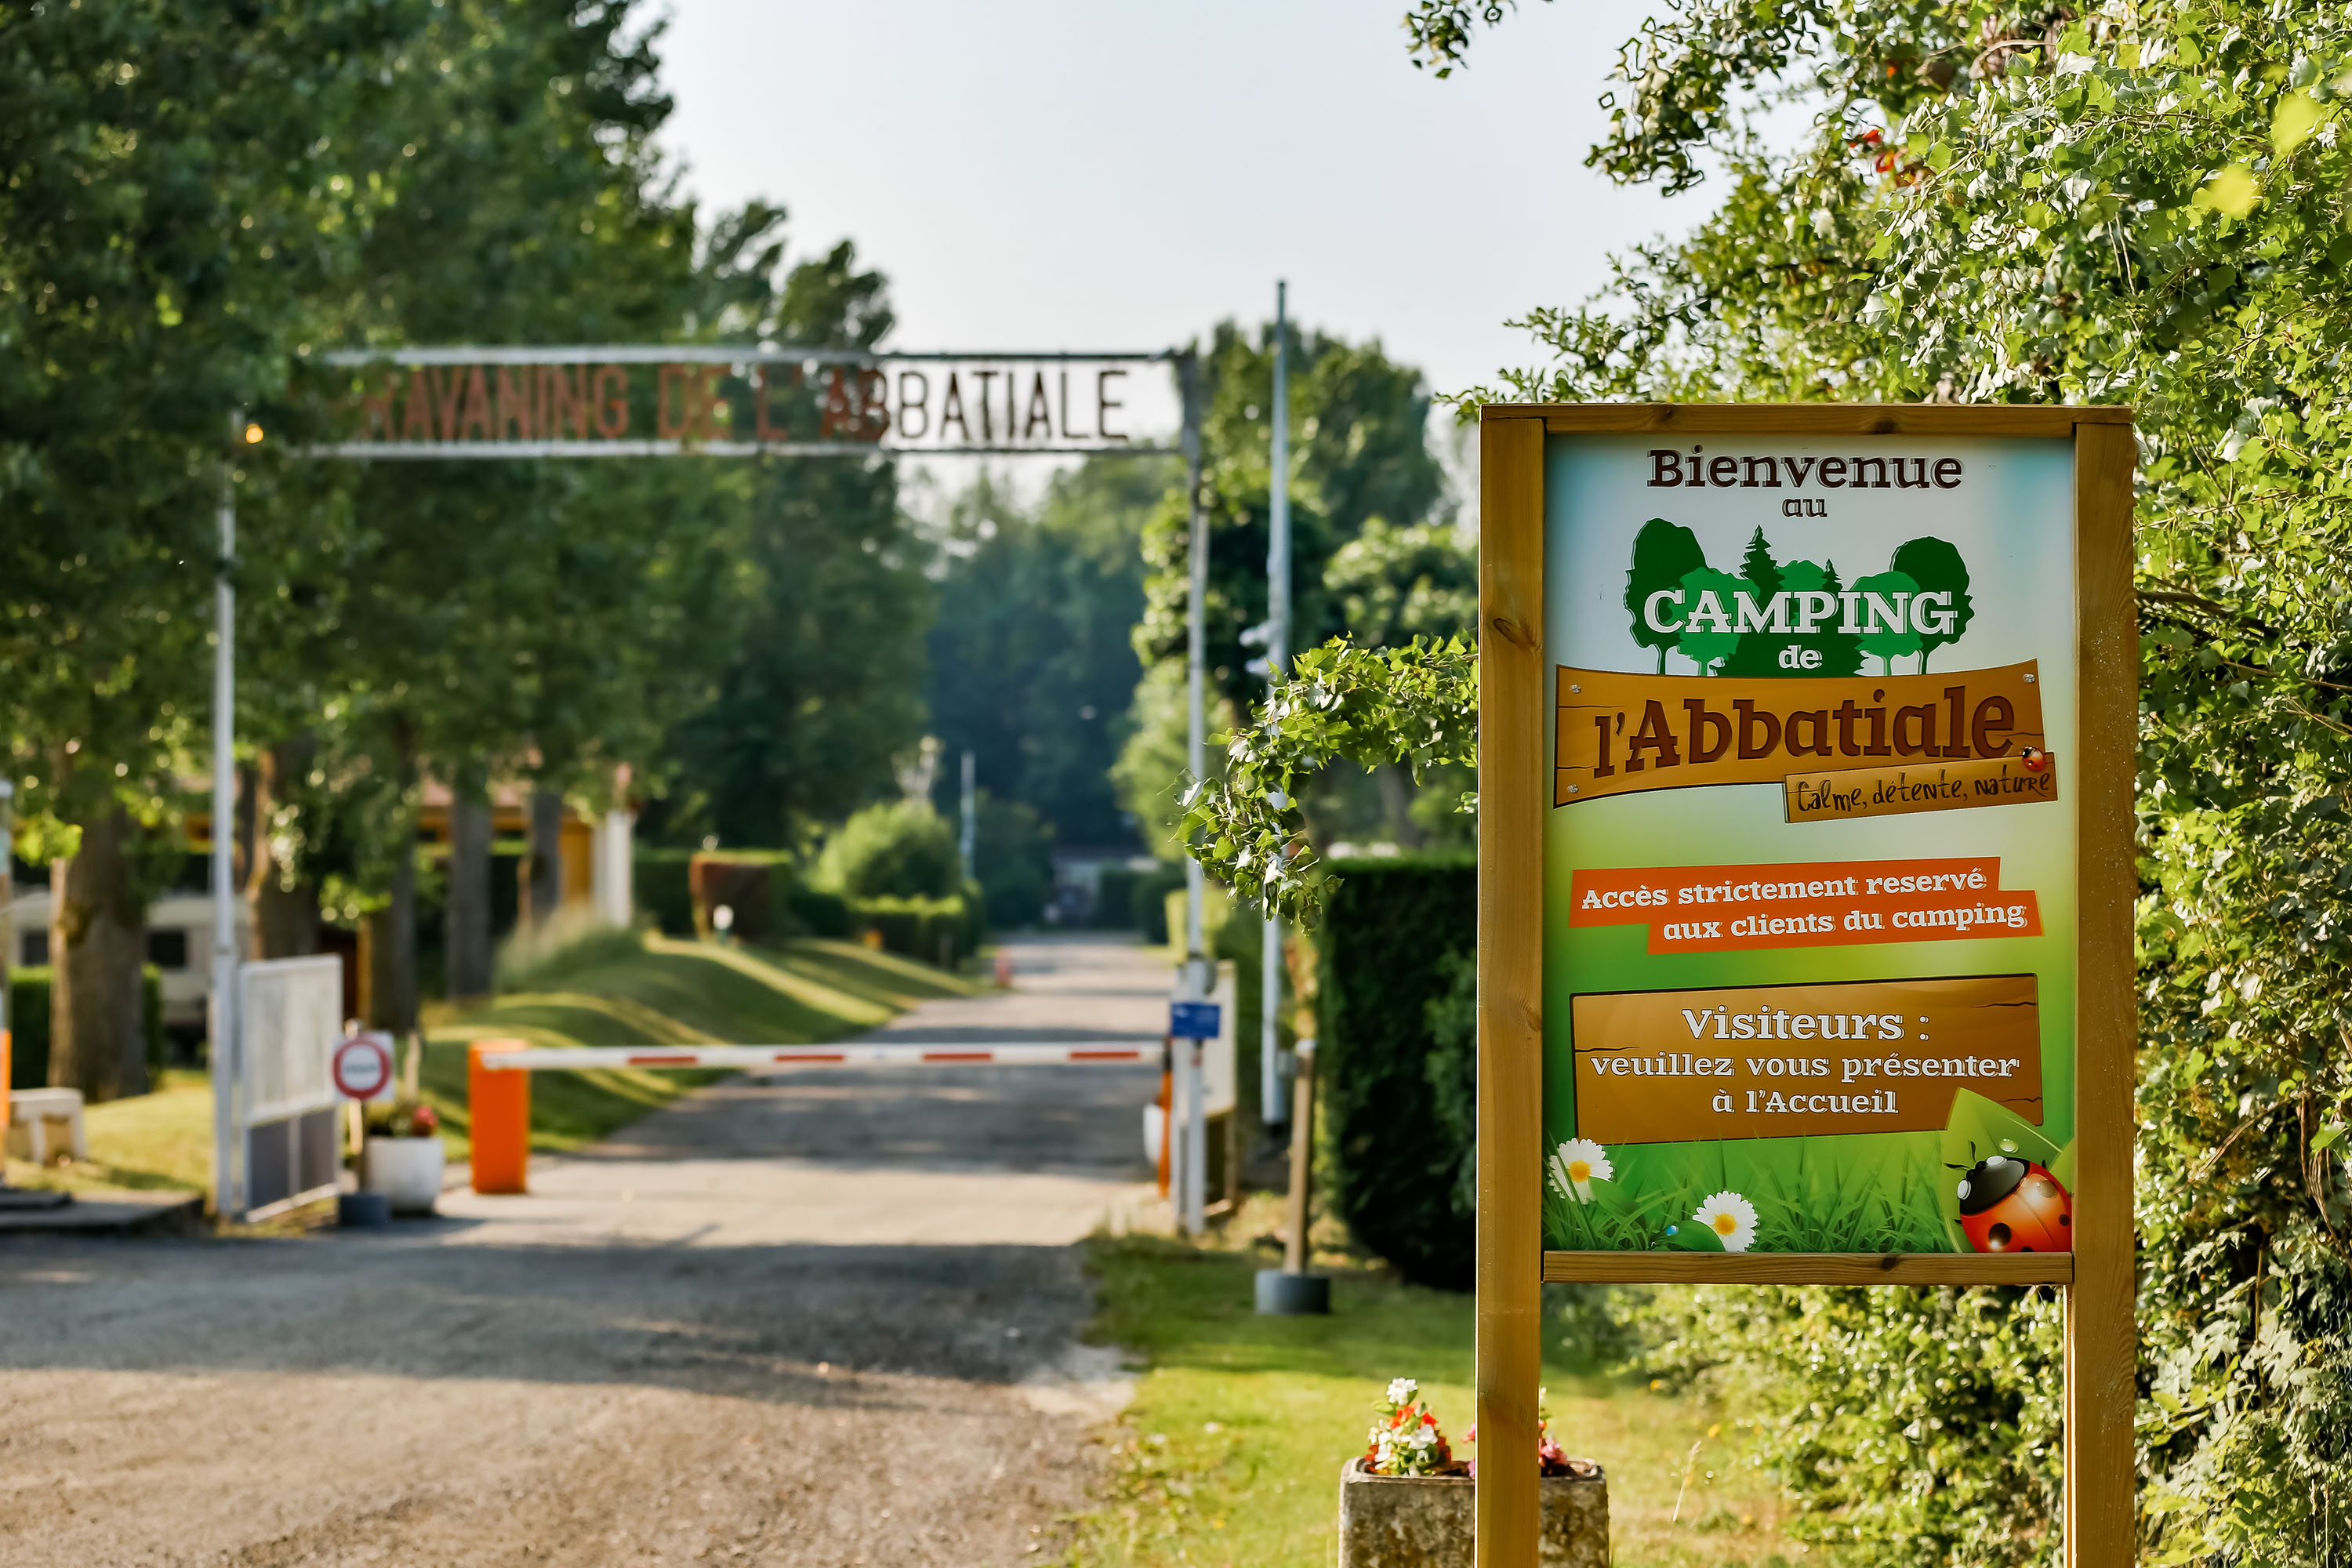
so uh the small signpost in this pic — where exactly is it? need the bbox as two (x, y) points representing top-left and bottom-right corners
(1474, 405), (2136, 1568)
(332, 1033), (394, 1102)
(1168, 1001), (1221, 1040)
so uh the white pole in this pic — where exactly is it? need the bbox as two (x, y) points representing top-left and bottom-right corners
(959, 749), (977, 883)
(210, 412), (242, 1222)
(1262, 282), (1290, 1126)
(1182, 354), (1207, 965)
(0, 779), (13, 1194)
(1181, 1038), (1207, 1235)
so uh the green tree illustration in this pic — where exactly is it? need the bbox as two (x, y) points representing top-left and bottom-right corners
(1725, 557), (1860, 677)
(1624, 517), (1708, 672)
(1738, 526), (1784, 601)
(1852, 568), (1923, 675)
(1889, 537), (1975, 670)
(1674, 566), (1750, 675)
(1814, 561), (1864, 677)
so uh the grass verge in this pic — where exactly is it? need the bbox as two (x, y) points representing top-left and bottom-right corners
(1067, 1231), (1798, 1568)
(6, 934), (970, 1195)
(5, 1067), (214, 1194)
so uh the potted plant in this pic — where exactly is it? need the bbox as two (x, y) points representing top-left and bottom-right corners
(1338, 1379), (1609, 1568)
(361, 1098), (446, 1215)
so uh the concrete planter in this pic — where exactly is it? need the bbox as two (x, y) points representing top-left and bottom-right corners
(361, 1136), (445, 1215)
(1338, 1457), (1609, 1568)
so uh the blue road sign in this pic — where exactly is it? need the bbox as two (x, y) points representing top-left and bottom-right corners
(1169, 1001), (1221, 1040)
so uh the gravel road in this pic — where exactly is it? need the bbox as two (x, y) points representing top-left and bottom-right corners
(0, 935), (1167, 1568)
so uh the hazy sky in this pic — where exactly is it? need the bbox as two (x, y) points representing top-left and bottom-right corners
(652, 1), (1708, 407)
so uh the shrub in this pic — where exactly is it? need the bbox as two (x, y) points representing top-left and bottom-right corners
(815, 801), (960, 899)
(971, 794), (1053, 929)
(854, 891), (981, 967)
(1124, 863), (1187, 941)
(633, 848), (696, 936)
(785, 883), (855, 939)
(1316, 853), (1475, 1290)
(7, 965), (165, 1088)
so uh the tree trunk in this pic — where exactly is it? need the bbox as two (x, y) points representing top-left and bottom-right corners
(363, 848), (417, 1035)
(365, 729), (420, 1036)
(445, 782), (493, 1000)
(49, 804), (149, 1102)
(248, 737), (320, 960)
(526, 787), (564, 925)
(1377, 765), (1428, 851)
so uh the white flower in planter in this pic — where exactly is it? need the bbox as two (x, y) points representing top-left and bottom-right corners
(1693, 1190), (1759, 1251)
(1548, 1139), (1613, 1203)
(1385, 1377), (1419, 1406)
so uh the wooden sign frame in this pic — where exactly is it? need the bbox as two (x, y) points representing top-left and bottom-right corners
(1474, 404), (2136, 1568)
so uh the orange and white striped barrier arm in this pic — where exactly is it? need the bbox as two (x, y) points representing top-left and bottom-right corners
(470, 1042), (1157, 1070)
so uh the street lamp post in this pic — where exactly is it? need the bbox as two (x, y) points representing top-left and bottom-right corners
(1262, 282), (1290, 1127)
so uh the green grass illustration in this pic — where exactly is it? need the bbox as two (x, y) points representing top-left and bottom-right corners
(1544, 1131), (1955, 1253)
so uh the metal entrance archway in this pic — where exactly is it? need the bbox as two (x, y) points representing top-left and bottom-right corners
(209, 346), (1218, 1224)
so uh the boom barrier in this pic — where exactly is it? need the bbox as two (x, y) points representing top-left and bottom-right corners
(474, 1042), (1155, 1071)
(462, 1037), (1162, 1196)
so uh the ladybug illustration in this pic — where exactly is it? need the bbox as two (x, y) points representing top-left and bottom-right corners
(1949, 1148), (2073, 1253)
(2020, 746), (2049, 772)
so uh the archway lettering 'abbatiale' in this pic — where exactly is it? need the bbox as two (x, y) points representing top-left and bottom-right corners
(311, 347), (1182, 459)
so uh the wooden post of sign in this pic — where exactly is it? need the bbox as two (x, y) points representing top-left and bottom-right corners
(1475, 414), (1547, 1568)
(1475, 405), (2137, 1568)
(2068, 416), (2139, 1568)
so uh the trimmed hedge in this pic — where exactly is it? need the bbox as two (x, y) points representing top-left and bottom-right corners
(1316, 854), (1476, 1290)
(9, 964), (167, 1089)
(633, 848), (696, 936)
(1123, 864), (1188, 941)
(637, 848), (975, 962)
(855, 891), (982, 967)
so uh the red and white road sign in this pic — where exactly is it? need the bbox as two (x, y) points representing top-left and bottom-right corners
(332, 1033), (395, 1099)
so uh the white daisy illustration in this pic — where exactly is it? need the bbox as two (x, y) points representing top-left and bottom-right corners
(1693, 1190), (1759, 1251)
(1548, 1139), (1615, 1203)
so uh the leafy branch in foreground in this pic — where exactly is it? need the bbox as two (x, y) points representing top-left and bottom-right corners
(1178, 636), (1475, 927)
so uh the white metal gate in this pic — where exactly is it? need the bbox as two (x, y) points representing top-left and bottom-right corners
(220, 955), (344, 1221)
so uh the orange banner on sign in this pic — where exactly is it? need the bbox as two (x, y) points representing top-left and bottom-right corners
(1570, 975), (2045, 1144)
(1568, 856), (2042, 955)
(1554, 662), (2048, 808)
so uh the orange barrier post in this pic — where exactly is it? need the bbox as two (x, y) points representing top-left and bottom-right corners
(468, 1039), (532, 1194)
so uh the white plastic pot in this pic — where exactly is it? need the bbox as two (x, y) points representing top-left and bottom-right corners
(361, 1136), (446, 1215)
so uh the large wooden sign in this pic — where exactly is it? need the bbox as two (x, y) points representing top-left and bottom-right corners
(1474, 406), (2135, 1568)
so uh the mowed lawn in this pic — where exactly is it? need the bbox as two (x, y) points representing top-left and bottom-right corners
(1069, 1234), (1796, 1568)
(4, 933), (973, 1198)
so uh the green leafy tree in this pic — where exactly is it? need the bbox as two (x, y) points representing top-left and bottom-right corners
(1387, 2), (2352, 1559)
(1177, 636), (1475, 924)
(813, 800), (960, 900)
(652, 242), (931, 853)
(1133, 320), (1448, 716)
(1891, 535), (1976, 670)
(1325, 517), (1478, 649)
(0, 0), (423, 1096)
(249, 0), (729, 1029)
(1622, 517), (1708, 672)
(926, 459), (1164, 853)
